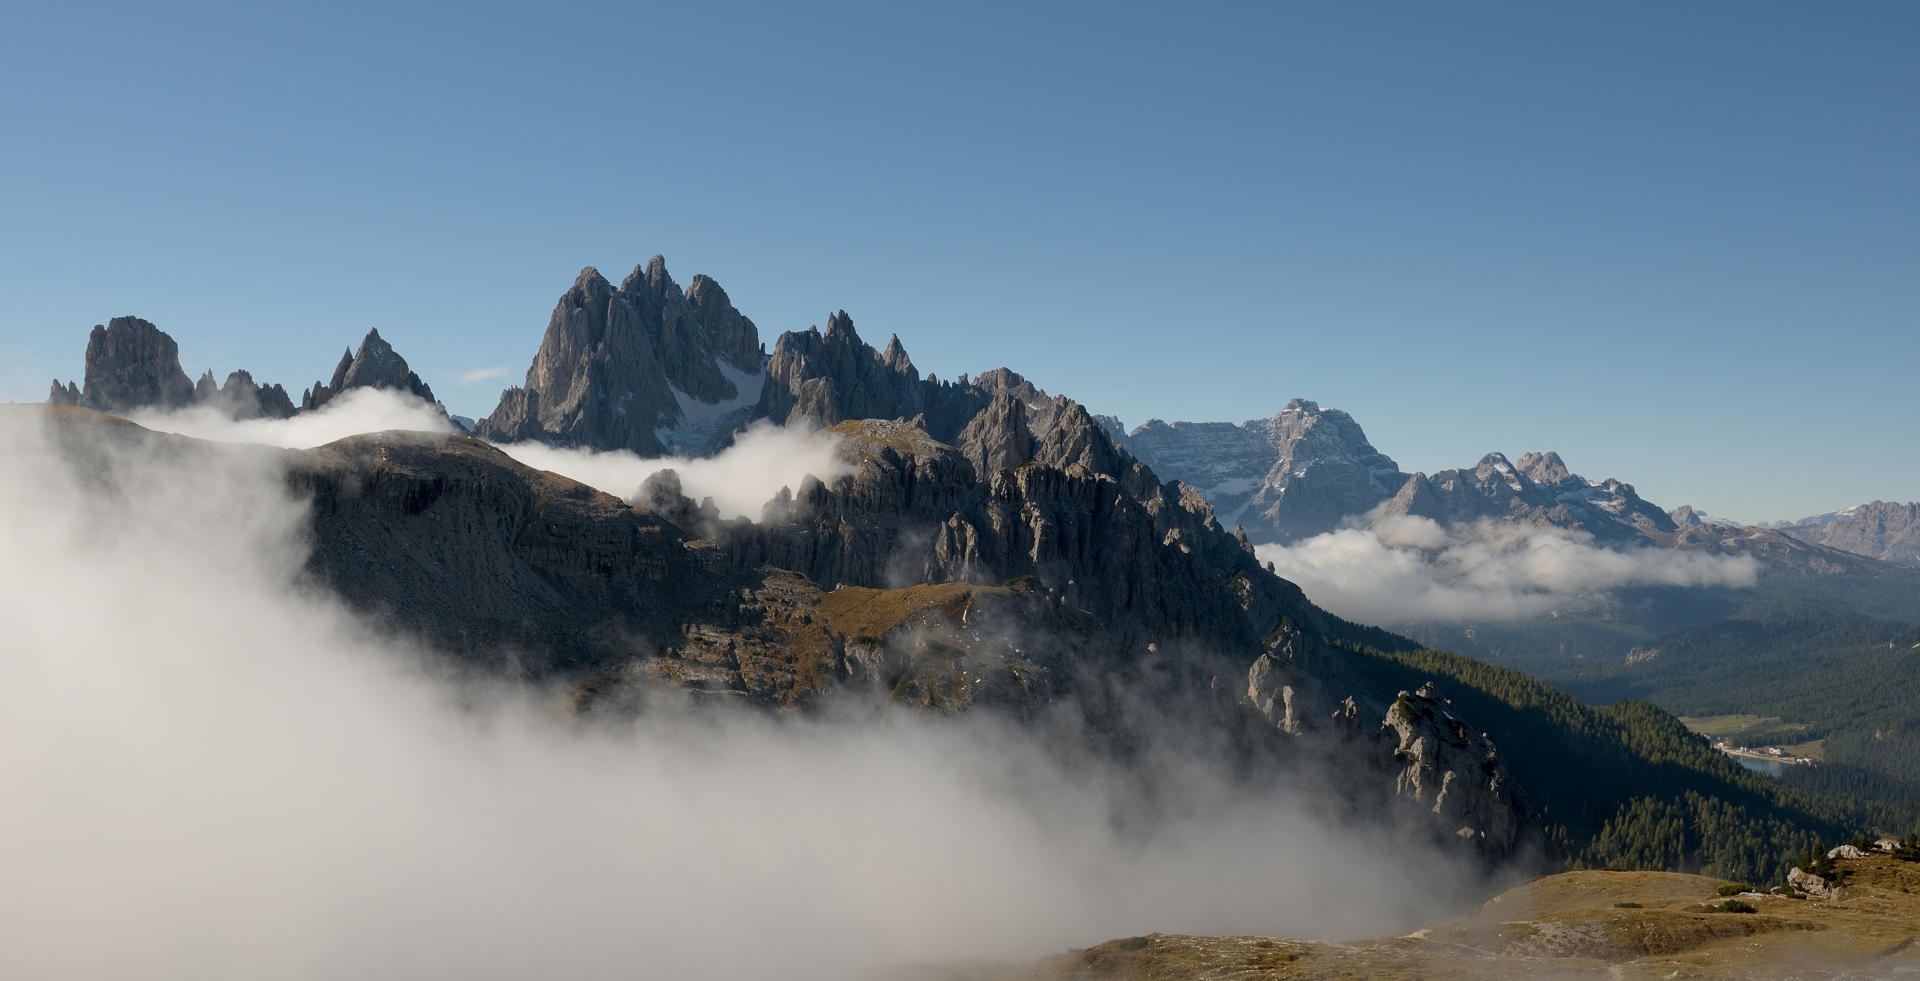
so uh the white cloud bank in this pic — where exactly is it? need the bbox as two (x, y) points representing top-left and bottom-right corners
(0, 408), (1474, 980)
(1256, 515), (1760, 626)
(497, 421), (855, 520)
(126, 392), (844, 522)
(128, 387), (457, 448)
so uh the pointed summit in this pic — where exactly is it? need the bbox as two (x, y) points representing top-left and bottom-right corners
(881, 334), (913, 374)
(303, 328), (436, 411)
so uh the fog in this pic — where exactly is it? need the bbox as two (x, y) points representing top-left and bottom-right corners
(123, 392), (849, 517)
(127, 387), (457, 448)
(497, 422), (854, 518)
(0, 408), (1474, 980)
(1256, 515), (1760, 626)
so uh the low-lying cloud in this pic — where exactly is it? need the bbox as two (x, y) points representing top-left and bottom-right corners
(0, 408), (1476, 979)
(497, 421), (855, 519)
(128, 387), (457, 448)
(1256, 515), (1760, 626)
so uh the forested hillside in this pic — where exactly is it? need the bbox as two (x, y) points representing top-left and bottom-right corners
(1517, 617), (1920, 804)
(1337, 641), (1917, 885)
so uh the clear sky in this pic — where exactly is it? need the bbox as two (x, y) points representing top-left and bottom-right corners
(1, 1), (1913, 523)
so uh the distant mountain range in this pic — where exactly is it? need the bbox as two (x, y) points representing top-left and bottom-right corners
(1101, 403), (1920, 571)
(48, 315), (450, 425)
(1772, 502), (1920, 568)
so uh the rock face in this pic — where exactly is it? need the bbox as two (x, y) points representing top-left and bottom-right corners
(1781, 502), (1920, 568)
(66, 317), (195, 414)
(48, 316), (294, 421)
(1378, 451), (1675, 545)
(756, 312), (924, 431)
(474, 258), (766, 455)
(1113, 399), (1409, 543)
(1788, 866), (1837, 899)
(1243, 400), (1410, 542)
(1383, 683), (1526, 855)
(195, 369), (297, 420)
(303, 328), (439, 411)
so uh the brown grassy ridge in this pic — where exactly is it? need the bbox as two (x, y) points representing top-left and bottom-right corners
(884, 859), (1920, 980)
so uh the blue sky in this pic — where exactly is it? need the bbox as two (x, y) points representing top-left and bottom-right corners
(1, 1), (1913, 522)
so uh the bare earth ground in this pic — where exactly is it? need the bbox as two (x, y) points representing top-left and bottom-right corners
(887, 856), (1920, 980)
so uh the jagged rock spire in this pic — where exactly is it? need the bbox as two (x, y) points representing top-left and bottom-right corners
(474, 257), (764, 455)
(303, 328), (436, 411)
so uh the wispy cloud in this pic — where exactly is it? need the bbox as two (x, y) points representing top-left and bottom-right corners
(459, 367), (508, 383)
(1256, 515), (1759, 626)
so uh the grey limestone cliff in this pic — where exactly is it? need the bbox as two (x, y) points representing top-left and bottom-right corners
(1780, 502), (1920, 568)
(475, 258), (766, 455)
(57, 317), (195, 414)
(49, 316), (296, 421)
(303, 328), (439, 412)
(1112, 399), (1408, 544)
(1382, 682), (1526, 855)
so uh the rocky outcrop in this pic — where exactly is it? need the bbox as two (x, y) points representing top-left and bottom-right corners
(302, 328), (438, 411)
(49, 316), (298, 421)
(62, 317), (195, 414)
(1383, 682), (1527, 855)
(1114, 399), (1409, 543)
(1787, 866), (1837, 899)
(194, 369), (297, 420)
(955, 392), (1035, 478)
(1245, 627), (1329, 735)
(1781, 501), (1920, 568)
(756, 311), (925, 431)
(475, 258), (767, 455)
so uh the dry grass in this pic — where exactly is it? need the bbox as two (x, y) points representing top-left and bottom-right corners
(888, 860), (1920, 981)
(817, 582), (989, 641)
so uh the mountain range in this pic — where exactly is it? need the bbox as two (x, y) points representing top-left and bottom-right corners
(33, 254), (1912, 885)
(1105, 403), (1920, 572)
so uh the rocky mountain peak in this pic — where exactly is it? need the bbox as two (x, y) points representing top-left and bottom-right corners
(475, 255), (766, 455)
(643, 253), (672, 288)
(1110, 397), (1409, 544)
(196, 368), (296, 420)
(881, 334), (913, 374)
(72, 316), (195, 414)
(1783, 500), (1920, 567)
(304, 328), (436, 411)
(757, 311), (923, 429)
(1517, 450), (1573, 486)
(49, 315), (316, 422)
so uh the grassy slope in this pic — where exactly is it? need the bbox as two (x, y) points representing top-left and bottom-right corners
(914, 861), (1920, 980)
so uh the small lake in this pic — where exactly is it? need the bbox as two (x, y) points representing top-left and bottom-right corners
(1737, 756), (1790, 777)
